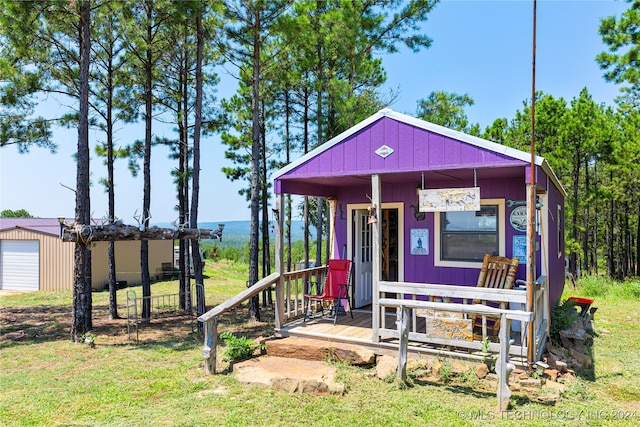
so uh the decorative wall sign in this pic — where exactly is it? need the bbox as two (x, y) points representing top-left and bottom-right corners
(507, 199), (526, 208)
(416, 309), (472, 341)
(512, 235), (526, 264)
(410, 228), (429, 255)
(418, 187), (480, 212)
(374, 144), (394, 158)
(509, 206), (527, 232)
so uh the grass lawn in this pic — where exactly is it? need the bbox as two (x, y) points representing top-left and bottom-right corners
(1, 261), (639, 426)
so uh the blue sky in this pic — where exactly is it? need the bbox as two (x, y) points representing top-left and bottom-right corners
(0, 0), (629, 223)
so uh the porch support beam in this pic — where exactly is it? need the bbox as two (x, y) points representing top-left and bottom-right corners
(202, 317), (218, 374)
(526, 180), (536, 368)
(397, 305), (409, 380)
(371, 174), (382, 342)
(496, 313), (514, 412)
(274, 193), (285, 331)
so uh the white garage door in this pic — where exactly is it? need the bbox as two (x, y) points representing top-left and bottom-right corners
(0, 240), (40, 291)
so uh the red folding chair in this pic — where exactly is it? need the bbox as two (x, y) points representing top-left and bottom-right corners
(304, 259), (353, 325)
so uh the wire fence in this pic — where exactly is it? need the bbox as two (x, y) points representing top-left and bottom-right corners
(126, 283), (205, 342)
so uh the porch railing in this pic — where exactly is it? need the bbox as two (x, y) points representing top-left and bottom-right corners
(379, 294), (533, 411)
(376, 278), (547, 359)
(282, 266), (325, 321)
(198, 272), (280, 374)
(197, 267), (326, 374)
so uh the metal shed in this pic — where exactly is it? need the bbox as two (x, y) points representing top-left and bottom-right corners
(0, 218), (173, 291)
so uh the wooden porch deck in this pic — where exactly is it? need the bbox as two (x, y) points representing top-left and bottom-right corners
(277, 310), (529, 366)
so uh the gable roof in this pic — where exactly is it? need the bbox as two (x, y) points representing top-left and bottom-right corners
(273, 108), (565, 197)
(0, 218), (70, 237)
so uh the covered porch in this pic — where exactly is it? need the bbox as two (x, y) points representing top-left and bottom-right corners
(268, 109), (565, 368)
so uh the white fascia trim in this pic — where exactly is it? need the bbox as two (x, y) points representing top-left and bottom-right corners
(272, 109), (390, 180)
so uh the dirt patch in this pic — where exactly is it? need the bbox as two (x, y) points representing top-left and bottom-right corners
(1, 301), (275, 347)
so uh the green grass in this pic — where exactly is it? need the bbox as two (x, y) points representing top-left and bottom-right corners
(1, 269), (639, 426)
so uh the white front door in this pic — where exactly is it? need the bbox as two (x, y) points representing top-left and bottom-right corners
(354, 209), (373, 308)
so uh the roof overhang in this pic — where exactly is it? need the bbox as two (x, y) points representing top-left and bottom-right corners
(273, 109), (566, 198)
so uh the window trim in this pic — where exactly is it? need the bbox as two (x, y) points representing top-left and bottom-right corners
(557, 204), (563, 260)
(434, 198), (505, 268)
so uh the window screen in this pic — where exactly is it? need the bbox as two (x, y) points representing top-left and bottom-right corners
(440, 205), (498, 262)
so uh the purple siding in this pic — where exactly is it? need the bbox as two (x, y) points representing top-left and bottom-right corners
(547, 177), (566, 306)
(280, 117), (524, 180)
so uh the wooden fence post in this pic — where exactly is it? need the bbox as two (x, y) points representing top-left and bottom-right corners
(397, 305), (409, 381)
(203, 318), (218, 374)
(496, 314), (514, 411)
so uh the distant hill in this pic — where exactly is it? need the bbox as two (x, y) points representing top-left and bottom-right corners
(155, 220), (316, 247)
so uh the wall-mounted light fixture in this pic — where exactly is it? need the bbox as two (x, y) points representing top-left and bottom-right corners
(57, 217), (66, 239)
(367, 205), (377, 224)
(366, 195), (377, 224)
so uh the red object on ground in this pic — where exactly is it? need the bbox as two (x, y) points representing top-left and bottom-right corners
(568, 297), (594, 305)
(568, 297), (596, 319)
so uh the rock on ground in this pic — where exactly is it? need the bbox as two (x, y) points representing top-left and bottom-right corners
(232, 356), (344, 394)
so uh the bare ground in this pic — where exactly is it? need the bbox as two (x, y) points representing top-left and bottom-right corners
(0, 298), (275, 347)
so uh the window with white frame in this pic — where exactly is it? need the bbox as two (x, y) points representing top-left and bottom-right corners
(434, 199), (505, 267)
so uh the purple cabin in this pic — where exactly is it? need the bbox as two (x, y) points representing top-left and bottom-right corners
(271, 109), (566, 364)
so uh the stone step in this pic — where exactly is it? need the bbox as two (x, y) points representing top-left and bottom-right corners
(264, 336), (376, 366)
(233, 356), (344, 394)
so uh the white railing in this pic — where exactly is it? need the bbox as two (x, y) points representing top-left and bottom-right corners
(197, 267), (326, 375)
(376, 280), (543, 357)
(379, 295), (532, 411)
(532, 276), (549, 361)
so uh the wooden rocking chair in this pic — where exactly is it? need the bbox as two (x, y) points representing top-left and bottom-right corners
(471, 254), (519, 340)
(303, 259), (353, 325)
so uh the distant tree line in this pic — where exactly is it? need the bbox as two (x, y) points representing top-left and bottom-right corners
(416, 1), (640, 280)
(1, 0), (439, 337)
(1, 1), (638, 339)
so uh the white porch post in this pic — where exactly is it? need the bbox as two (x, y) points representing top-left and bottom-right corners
(274, 193), (285, 331)
(372, 174), (382, 342)
(526, 178), (537, 367)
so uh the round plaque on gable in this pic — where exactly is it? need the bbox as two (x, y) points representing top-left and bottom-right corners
(509, 206), (527, 232)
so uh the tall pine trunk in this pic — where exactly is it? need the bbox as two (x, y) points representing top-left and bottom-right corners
(107, 47), (119, 319)
(71, 0), (93, 341)
(583, 158), (590, 274)
(248, 8), (261, 322)
(608, 171), (615, 277)
(284, 90), (292, 272)
(261, 104), (272, 306)
(302, 87), (310, 266)
(191, 3), (205, 315)
(140, 6), (154, 320)
(570, 151), (581, 278)
(636, 199), (640, 276)
(314, 0), (324, 267)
